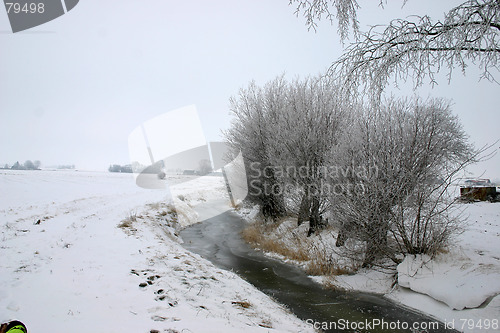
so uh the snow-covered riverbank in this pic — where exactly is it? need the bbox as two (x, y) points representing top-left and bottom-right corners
(0, 170), (313, 332)
(387, 201), (500, 332)
(238, 200), (500, 333)
(320, 212), (500, 333)
(319, 201), (500, 332)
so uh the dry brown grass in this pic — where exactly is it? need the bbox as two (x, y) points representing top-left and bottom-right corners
(117, 220), (133, 229)
(240, 224), (261, 244)
(306, 244), (359, 276)
(306, 256), (355, 276)
(229, 199), (243, 210)
(147, 202), (161, 210)
(435, 246), (450, 255)
(241, 223), (310, 261)
(231, 300), (251, 309)
(145, 202), (179, 225)
(242, 220), (359, 277)
(258, 320), (273, 329)
(118, 211), (139, 234)
(321, 277), (345, 291)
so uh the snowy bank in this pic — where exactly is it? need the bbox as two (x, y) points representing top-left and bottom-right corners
(238, 201), (500, 332)
(387, 202), (500, 332)
(0, 170), (314, 332)
(397, 253), (500, 310)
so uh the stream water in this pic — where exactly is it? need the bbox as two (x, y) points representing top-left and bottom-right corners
(180, 202), (456, 333)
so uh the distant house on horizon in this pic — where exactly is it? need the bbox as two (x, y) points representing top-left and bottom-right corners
(460, 178), (498, 201)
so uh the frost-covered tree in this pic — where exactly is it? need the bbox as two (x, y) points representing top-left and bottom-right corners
(291, 0), (500, 95)
(225, 77), (288, 220)
(331, 98), (478, 267)
(225, 75), (346, 228)
(24, 160), (35, 170)
(198, 159), (212, 176)
(278, 76), (345, 235)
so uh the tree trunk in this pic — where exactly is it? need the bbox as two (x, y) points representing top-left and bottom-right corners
(297, 192), (311, 226)
(307, 196), (321, 237)
(362, 219), (389, 267)
(259, 167), (287, 221)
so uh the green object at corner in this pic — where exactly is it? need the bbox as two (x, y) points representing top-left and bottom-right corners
(7, 326), (26, 333)
(3, 321), (27, 333)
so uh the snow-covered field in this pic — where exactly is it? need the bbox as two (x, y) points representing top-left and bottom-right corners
(239, 200), (500, 333)
(0, 170), (313, 332)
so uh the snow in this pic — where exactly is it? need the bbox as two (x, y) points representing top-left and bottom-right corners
(3, 170), (499, 333)
(0, 170), (313, 332)
(397, 253), (500, 310)
(324, 201), (500, 332)
(388, 202), (500, 332)
(238, 200), (500, 333)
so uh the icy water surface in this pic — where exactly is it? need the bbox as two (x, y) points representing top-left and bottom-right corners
(180, 202), (457, 333)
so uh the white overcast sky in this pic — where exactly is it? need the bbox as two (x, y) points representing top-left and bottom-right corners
(0, 0), (498, 178)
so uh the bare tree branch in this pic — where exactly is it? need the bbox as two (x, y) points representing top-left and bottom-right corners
(329, 0), (500, 98)
(289, 0), (362, 39)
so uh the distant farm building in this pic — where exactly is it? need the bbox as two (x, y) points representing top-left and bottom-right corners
(460, 179), (498, 201)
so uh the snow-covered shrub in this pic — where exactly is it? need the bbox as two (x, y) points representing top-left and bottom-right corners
(331, 98), (478, 267)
